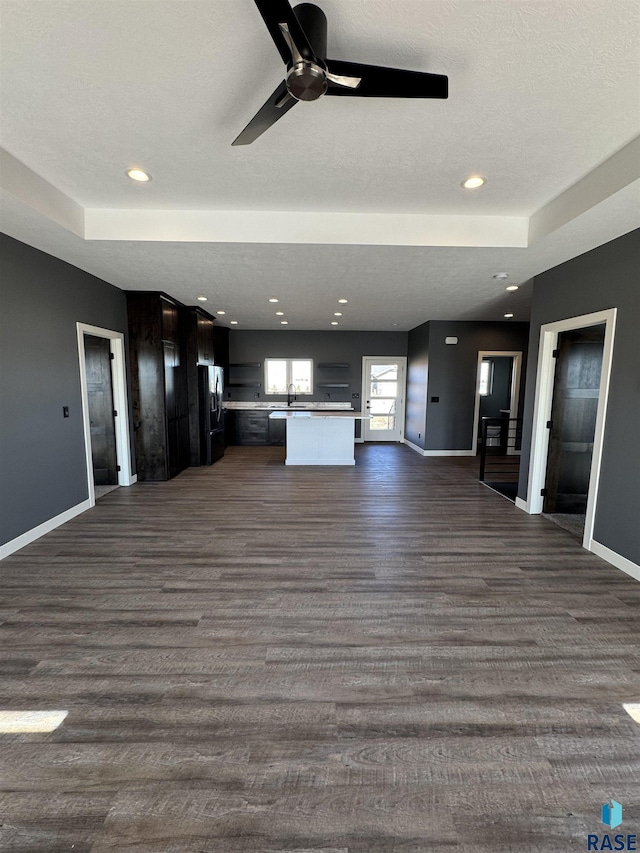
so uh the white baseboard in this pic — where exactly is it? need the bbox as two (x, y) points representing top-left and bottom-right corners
(590, 539), (640, 582)
(515, 496), (530, 513)
(354, 438), (364, 444)
(424, 449), (476, 457)
(126, 474), (137, 485)
(404, 438), (427, 455)
(285, 459), (355, 466)
(403, 439), (476, 457)
(0, 498), (91, 561)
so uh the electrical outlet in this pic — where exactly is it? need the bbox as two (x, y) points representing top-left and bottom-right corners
(352, 392), (360, 399)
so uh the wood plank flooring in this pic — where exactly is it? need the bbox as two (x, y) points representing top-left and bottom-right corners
(1, 444), (639, 852)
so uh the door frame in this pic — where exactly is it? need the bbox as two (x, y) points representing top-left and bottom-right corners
(519, 308), (617, 551)
(77, 323), (135, 507)
(361, 356), (407, 442)
(471, 351), (523, 456)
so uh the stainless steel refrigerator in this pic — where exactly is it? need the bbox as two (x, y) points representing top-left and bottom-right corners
(199, 364), (225, 465)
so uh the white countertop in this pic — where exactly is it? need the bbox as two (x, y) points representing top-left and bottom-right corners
(224, 401), (353, 411)
(269, 410), (369, 419)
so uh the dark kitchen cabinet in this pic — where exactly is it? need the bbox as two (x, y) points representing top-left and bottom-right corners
(196, 311), (215, 365)
(227, 410), (285, 446)
(126, 292), (190, 480)
(268, 415), (286, 446)
(234, 410), (269, 445)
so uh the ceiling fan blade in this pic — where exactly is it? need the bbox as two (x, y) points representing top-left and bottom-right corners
(325, 70), (361, 89)
(232, 81), (297, 146)
(253, 0), (316, 64)
(324, 59), (448, 98)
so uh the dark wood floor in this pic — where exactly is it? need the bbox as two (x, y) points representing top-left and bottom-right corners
(1, 444), (639, 852)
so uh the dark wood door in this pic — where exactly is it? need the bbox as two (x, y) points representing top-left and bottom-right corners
(544, 325), (605, 513)
(84, 335), (118, 486)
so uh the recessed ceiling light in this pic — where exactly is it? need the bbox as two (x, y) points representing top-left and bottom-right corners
(281, 320), (289, 325)
(230, 320), (238, 325)
(331, 321), (339, 325)
(275, 311), (284, 316)
(126, 168), (152, 182)
(216, 310), (226, 314)
(196, 295), (207, 301)
(493, 273), (509, 280)
(334, 312), (342, 316)
(269, 298), (279, 303)
(504, 313), (514, 318)
(338, 298), (348, 304)
(462, 175), (486, 189)
(392, 323), (399, 326)
(506, 285), (519, 292)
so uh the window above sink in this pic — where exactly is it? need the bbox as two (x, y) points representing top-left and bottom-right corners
(265, 358), (313, 395)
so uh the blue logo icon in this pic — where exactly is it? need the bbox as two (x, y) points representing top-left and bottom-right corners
(602, 800), (623, 829)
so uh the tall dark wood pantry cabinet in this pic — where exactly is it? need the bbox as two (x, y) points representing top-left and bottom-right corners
(126, 292), (190, 480)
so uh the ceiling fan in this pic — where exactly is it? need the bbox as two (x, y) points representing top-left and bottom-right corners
(232, 0), (448, 145)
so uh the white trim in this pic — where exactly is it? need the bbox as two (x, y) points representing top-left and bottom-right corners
(424, 449), (476, 457)
(361, 356), (407, 443)
(0, 499), (91, 561)
(127, 474), (138, 486)
(285, 459), (356, 466)
(523, 308), (617, 553)
(403, 440), (476, 457)
(404, 438), (427, 456)
(471, 351), (522, 456)
(515, 496), (530, 513)
(77, 323), (134, 507)
(590, 540), (640, 583)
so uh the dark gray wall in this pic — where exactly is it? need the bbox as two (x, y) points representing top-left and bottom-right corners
(406, 321), (529, 451)
(228, 329), (408, 404)
(518, 229), (640, 564)
(228, 329), (407, 440)
(0, 234), (134, 546)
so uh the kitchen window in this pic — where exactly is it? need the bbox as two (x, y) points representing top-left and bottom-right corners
(265, 358), (313, 395)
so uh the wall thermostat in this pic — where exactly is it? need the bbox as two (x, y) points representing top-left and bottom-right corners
(445, 336), (458, 345)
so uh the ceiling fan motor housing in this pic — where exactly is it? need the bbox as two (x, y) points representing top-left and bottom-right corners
(287, 61), (328, 100)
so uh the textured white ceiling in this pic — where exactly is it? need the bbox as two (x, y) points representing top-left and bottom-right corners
(1, 0), (639, 329)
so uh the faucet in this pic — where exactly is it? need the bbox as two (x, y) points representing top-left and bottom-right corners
(287, 383), (297, 406)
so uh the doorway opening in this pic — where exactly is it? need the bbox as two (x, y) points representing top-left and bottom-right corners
(472, 351), (522, 502)
(521, 308), (617, 553)
(472, 351), (522, 455)
(77, 323), (134, 507)
(361, 357), (407, 442)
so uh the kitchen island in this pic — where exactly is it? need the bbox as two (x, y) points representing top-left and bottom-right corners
(269, 410), (369, 465)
